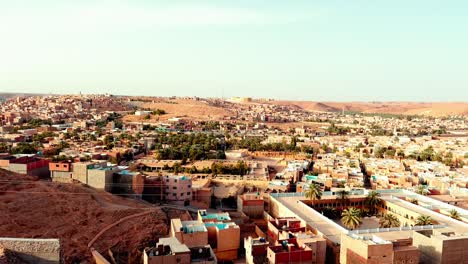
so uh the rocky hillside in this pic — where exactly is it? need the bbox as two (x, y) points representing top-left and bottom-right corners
(0, 170), (189, 263)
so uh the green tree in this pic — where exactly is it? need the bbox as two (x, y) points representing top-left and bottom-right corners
(379, 213), (401, 228)
(321, 206), (339, 219)
(397, 150), (405, 159)
(420, 146), (435, 161)
(414, 215), (434, 226)
(336, 190), (350, 207)
(341, 208), (362, 230)
(374, 147), (387, 158)
(365, 191), (382, 215)
(305, 183), (322, 206)
(449, 209), (462, 221)
(152, 109), (166, 115)
(173, 162), (182, 174)
(11, 143), (37, 154)
(0, 143), (10, 153)
(415, 185), (429, 196)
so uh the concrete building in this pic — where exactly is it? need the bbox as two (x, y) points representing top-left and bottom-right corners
(267, 237), (313, 264)
(204, 221), (240, 261)
(143, 241), (215, 264)
(267, 217), (305, 243)
(170, 216), (240, 262)
(72, 161), (104, 184)
(49, 161), (73, 183)
(0, 155), (50, 178)
(269, 189), (468, 263)
(237, 193), (264, 219)
(143, 237), (191, 264)
(142, 176), (165, 203)
(170, 219), (208, 248)
(197, 210), (231, 223)
(245, 236), (269, 264)
(87, 165), (119, 192)
(164, 175), (192, 206)
(340, 233), (420, 264)
(413, 229), (468, 264)
(71, 161), (117, 191)
(112, 170), (144, 198)
(292, 232), (327, 264)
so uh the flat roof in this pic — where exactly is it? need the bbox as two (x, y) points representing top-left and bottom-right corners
(270, 189), (468, 244)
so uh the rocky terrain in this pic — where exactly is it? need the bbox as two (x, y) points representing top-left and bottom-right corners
(0, 169), (189, 263)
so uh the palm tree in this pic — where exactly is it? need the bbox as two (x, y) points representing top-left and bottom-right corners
(341, 207), (362, 230)
(408, 198), (418, 205)
(449, 209), (462, 221)
(305, 183), (322, 207)
(365, 191), (382, 215)
(379, 213), (401, 228)
(321, 206), (338, 219)
(336, 190), (350, 208)
(415, 185), (429, 196)
(414, 215), (434, 226)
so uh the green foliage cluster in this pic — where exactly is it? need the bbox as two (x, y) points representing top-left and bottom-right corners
(327, 123), (351, 135)
(154, 132), (225, 160)
(211, 161), (249, 176)
(228, 136), (298, 152)
(11, 142), (38, 154)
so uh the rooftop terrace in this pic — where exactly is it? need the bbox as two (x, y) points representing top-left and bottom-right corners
(270, 189), (468, 244)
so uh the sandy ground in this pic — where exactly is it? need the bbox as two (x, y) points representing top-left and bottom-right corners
(125, 98), (233, 121)
(333, 216), (381, 230)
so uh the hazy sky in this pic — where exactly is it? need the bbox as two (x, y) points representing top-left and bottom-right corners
(0, 0), (467, 101)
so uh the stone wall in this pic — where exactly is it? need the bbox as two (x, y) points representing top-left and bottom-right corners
(0, 238), (60, 264)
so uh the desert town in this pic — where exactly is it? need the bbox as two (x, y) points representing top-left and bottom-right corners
(1, 94), (468, 264)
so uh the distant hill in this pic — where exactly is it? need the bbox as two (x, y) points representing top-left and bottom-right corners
(125, 98), (234, 121)
(271, 101), (468, 117)
(0, 93), (45, 101)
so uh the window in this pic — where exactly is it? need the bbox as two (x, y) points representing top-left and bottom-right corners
(187, 192), (191, 195)
(173, 187), (177, 190)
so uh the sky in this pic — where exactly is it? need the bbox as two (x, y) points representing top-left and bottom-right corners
(0, 0), (467, 101)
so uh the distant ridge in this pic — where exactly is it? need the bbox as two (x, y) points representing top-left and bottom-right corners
(270, 101), (468, 117)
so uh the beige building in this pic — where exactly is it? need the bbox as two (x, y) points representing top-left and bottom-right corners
(340, 233), (420, 264)
(237, 193), (264, 219)
(413, 229), (468, 264)
(170, 219), (208, 248)
(164, 175), (192, 206)
(143, 237), (217, 264)
(170, 216), (240, 262)
(87, 166), (119, 192)
(205, 221), (240, 261)
(72, 161), (107, 185)
(143, 237), (191, 264)
(245, 236), (269, 264)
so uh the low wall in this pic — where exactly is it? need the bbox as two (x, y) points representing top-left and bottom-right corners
(0, 238), (60, 264)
